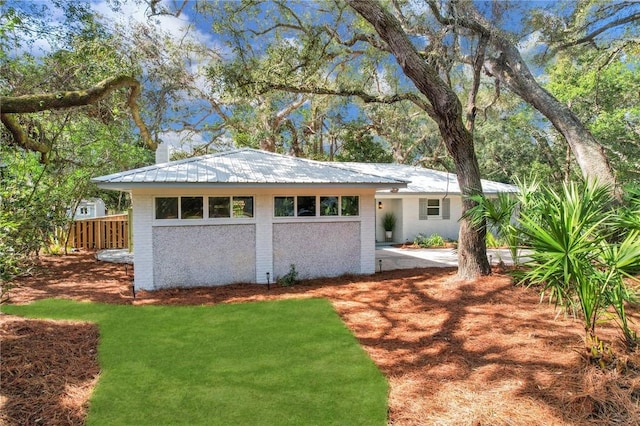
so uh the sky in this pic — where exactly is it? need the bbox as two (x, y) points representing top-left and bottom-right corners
(4, 0), (638, 155)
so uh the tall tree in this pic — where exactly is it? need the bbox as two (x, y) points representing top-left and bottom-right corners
(0, 1), (152, 276)
(545, 50), (640, 185)
(346, 0), (491, 277)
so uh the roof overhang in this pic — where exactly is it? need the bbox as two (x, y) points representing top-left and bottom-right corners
(93, 181), (408, 192)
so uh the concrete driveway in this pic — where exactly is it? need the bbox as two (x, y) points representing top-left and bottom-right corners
(375, 246), (525, 271)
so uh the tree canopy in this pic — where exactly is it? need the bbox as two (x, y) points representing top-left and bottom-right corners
(1, 0), (639, 280)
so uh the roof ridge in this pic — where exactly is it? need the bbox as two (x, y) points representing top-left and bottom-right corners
(233, 149), (406, 181)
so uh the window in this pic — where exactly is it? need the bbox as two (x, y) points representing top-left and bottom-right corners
(419, 198), (440, 220)
(341, 196), (359, 216)
(155, 196), (254, 220)
(233, 196), (254, 218)
(181, 197), (203, 219)
(320, 196), (338, 216)
(79, 207), (89, 215)
(209, 197), (230, 218)
(156, 197), (178, 219)
(297, 196), (316, 216)
(274, 195), (359, 217)
(274, 196), (294, 217)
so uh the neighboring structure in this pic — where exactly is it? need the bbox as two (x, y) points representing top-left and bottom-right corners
(92, 149), (518, 290)
(92, 149), (407, 291)
(69, 198), (106, 220)
(338, 163), (519, 243)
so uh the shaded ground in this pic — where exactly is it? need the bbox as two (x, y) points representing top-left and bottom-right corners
(2, 251), (640, 425)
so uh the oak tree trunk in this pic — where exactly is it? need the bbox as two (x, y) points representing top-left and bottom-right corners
(348, 0), (491, 278)
(485, 42), (619, 197)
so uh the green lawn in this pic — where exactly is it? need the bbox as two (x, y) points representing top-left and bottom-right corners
(3, 298), (388, 425)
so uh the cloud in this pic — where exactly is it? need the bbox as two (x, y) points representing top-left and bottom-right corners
(91, 0), (216, 47)
(159, 129), (207, 151)
(517, 30), (544, 60)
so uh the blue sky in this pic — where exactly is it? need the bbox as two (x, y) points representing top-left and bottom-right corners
(5, 0), (638, 155)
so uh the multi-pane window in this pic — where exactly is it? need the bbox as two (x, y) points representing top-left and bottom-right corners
(297, 196), (316, 216)
(155, 196), (254, 219)
(419, 198), (440, 220)
(232, 196), (254, 218)
(341, 196), (359, 216)
(274, 195), (359, 217)
(418, 198), (450, 220)
(274, 197), (295, 217)
(155, 197), (179, 219)
(209, 197), (230, 218)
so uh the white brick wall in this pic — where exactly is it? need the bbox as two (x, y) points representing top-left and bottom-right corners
(130, 187), (378, 289)
(254, 194), (273, 284)
(131, 194), (154, 290)
(360, 193), (376, 274)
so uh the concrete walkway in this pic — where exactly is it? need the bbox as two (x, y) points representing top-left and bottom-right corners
(96, 249), (133, 264)
(97, 247), (525, 270)
(374, 246), (524, 271)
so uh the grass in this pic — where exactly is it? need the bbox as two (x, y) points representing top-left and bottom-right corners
(3, 298), (388, 425)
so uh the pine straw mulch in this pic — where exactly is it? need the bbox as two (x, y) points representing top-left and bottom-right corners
(2, 250), (640, 426)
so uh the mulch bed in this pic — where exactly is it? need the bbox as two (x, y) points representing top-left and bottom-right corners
(2, 251), (640, 425)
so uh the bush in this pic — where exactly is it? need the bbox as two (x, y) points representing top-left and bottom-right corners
(413, 233), (446, 248)
(517, 180), (640, 355)
(278, 264), (298, 287)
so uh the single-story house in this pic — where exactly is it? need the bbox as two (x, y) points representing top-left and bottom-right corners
(335, 163), (518, 243)
(92, 148), (517, 291)
(92, 148), (407, 290)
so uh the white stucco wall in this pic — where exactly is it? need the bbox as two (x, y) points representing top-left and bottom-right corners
(153, 224), (256, 287)
(376, 194), (463, 243)
(130, 187), (376, 290)
(273, 222), (361, 280)
(400, 195), (463, 242)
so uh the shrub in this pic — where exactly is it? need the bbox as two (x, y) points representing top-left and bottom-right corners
(464, 191), (521, 264)
(517, 180), (640, 357)
(278, 264), (298, 287)
(413, 233), (446, 248)
(485, 232), (506, 248)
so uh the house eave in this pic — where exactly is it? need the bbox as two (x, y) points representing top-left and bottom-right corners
(94, 181), (408, 192)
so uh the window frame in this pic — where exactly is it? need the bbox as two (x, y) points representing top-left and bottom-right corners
(419, 198), (441, 220)
(208, 196), (231, 218)
(154, 195), (255, 221)
(181, 196), (204, 219)
(273, 195), (359, 218)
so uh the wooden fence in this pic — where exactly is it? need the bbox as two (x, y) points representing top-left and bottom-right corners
(70, 213), (130, 250)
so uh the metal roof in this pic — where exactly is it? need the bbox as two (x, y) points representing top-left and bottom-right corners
(337, 162), (519, 194)
(93, 148), (518, 194)
(92, 148), (408, 191)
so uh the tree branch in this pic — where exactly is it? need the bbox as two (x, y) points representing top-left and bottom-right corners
(260, 81), (436, 118)
(1, 75), (156, 151)
(0, 113), (51, 160)
(465, 34), (488, 133)
(553, 12), (640, 53)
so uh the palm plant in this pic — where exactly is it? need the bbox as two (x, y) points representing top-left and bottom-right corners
(465, 192), (521, 265)
(517, 180), (640, 356)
